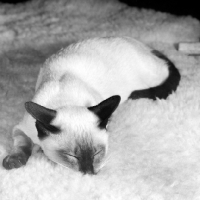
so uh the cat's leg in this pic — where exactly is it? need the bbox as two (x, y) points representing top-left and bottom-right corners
(2, 129), (34, 170)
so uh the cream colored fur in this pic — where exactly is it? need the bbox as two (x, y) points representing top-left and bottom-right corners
(13, 37), (169, 166)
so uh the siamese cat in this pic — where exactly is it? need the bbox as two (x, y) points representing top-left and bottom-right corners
(2, 37), (180, 174)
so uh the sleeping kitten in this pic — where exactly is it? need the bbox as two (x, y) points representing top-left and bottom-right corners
(2, 37), (180, 174)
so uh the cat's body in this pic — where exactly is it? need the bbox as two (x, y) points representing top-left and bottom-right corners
(3, 37), (180, 174)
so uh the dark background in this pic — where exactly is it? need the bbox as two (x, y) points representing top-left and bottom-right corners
(0, 0), (199, 20)
(120, 0), (200, 20)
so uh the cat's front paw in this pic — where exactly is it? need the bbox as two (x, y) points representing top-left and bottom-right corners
(2, 152), (28, 170)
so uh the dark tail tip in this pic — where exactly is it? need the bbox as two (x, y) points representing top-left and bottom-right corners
(129, 50), (181, 100)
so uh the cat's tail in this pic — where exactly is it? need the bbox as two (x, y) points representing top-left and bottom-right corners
(129, 50), (181, 100)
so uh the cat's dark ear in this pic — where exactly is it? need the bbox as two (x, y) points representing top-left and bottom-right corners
(25, 102), (56, 124)
(88, 95), (121, 129)
(25, 102), (60, 138)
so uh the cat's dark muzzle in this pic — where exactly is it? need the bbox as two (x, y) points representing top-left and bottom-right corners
(81, 168), (95, 175)
(79, 163), (95, 175)
(78, 157), (95, 175)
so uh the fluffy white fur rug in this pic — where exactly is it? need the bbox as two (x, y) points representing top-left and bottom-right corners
(0, 0), (200, 199)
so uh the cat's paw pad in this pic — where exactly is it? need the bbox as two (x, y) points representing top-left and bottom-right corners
(2, 152), (28, 170)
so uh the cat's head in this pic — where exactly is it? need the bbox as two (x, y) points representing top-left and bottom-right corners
(25, 95), (120, 175)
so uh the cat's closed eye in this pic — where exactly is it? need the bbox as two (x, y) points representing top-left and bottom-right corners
(64, 152), (79, 160)
(57, 150), (79, 166)
(93, 149), (102, 157)
(93, 148), (105, 165)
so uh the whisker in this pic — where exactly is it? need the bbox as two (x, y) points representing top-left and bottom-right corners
(98, 154), (112, 171)
(54, 160), (71, 170)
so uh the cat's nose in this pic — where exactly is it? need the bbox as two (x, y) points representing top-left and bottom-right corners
(82, 169), (95, 175)
(79, 164), (95, 175)
(80, 167), (95, 175)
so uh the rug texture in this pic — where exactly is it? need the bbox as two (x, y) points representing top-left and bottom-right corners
(0, 0), (200, 199)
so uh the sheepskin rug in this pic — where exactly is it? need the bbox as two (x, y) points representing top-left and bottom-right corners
(1, 0), (200, 199)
